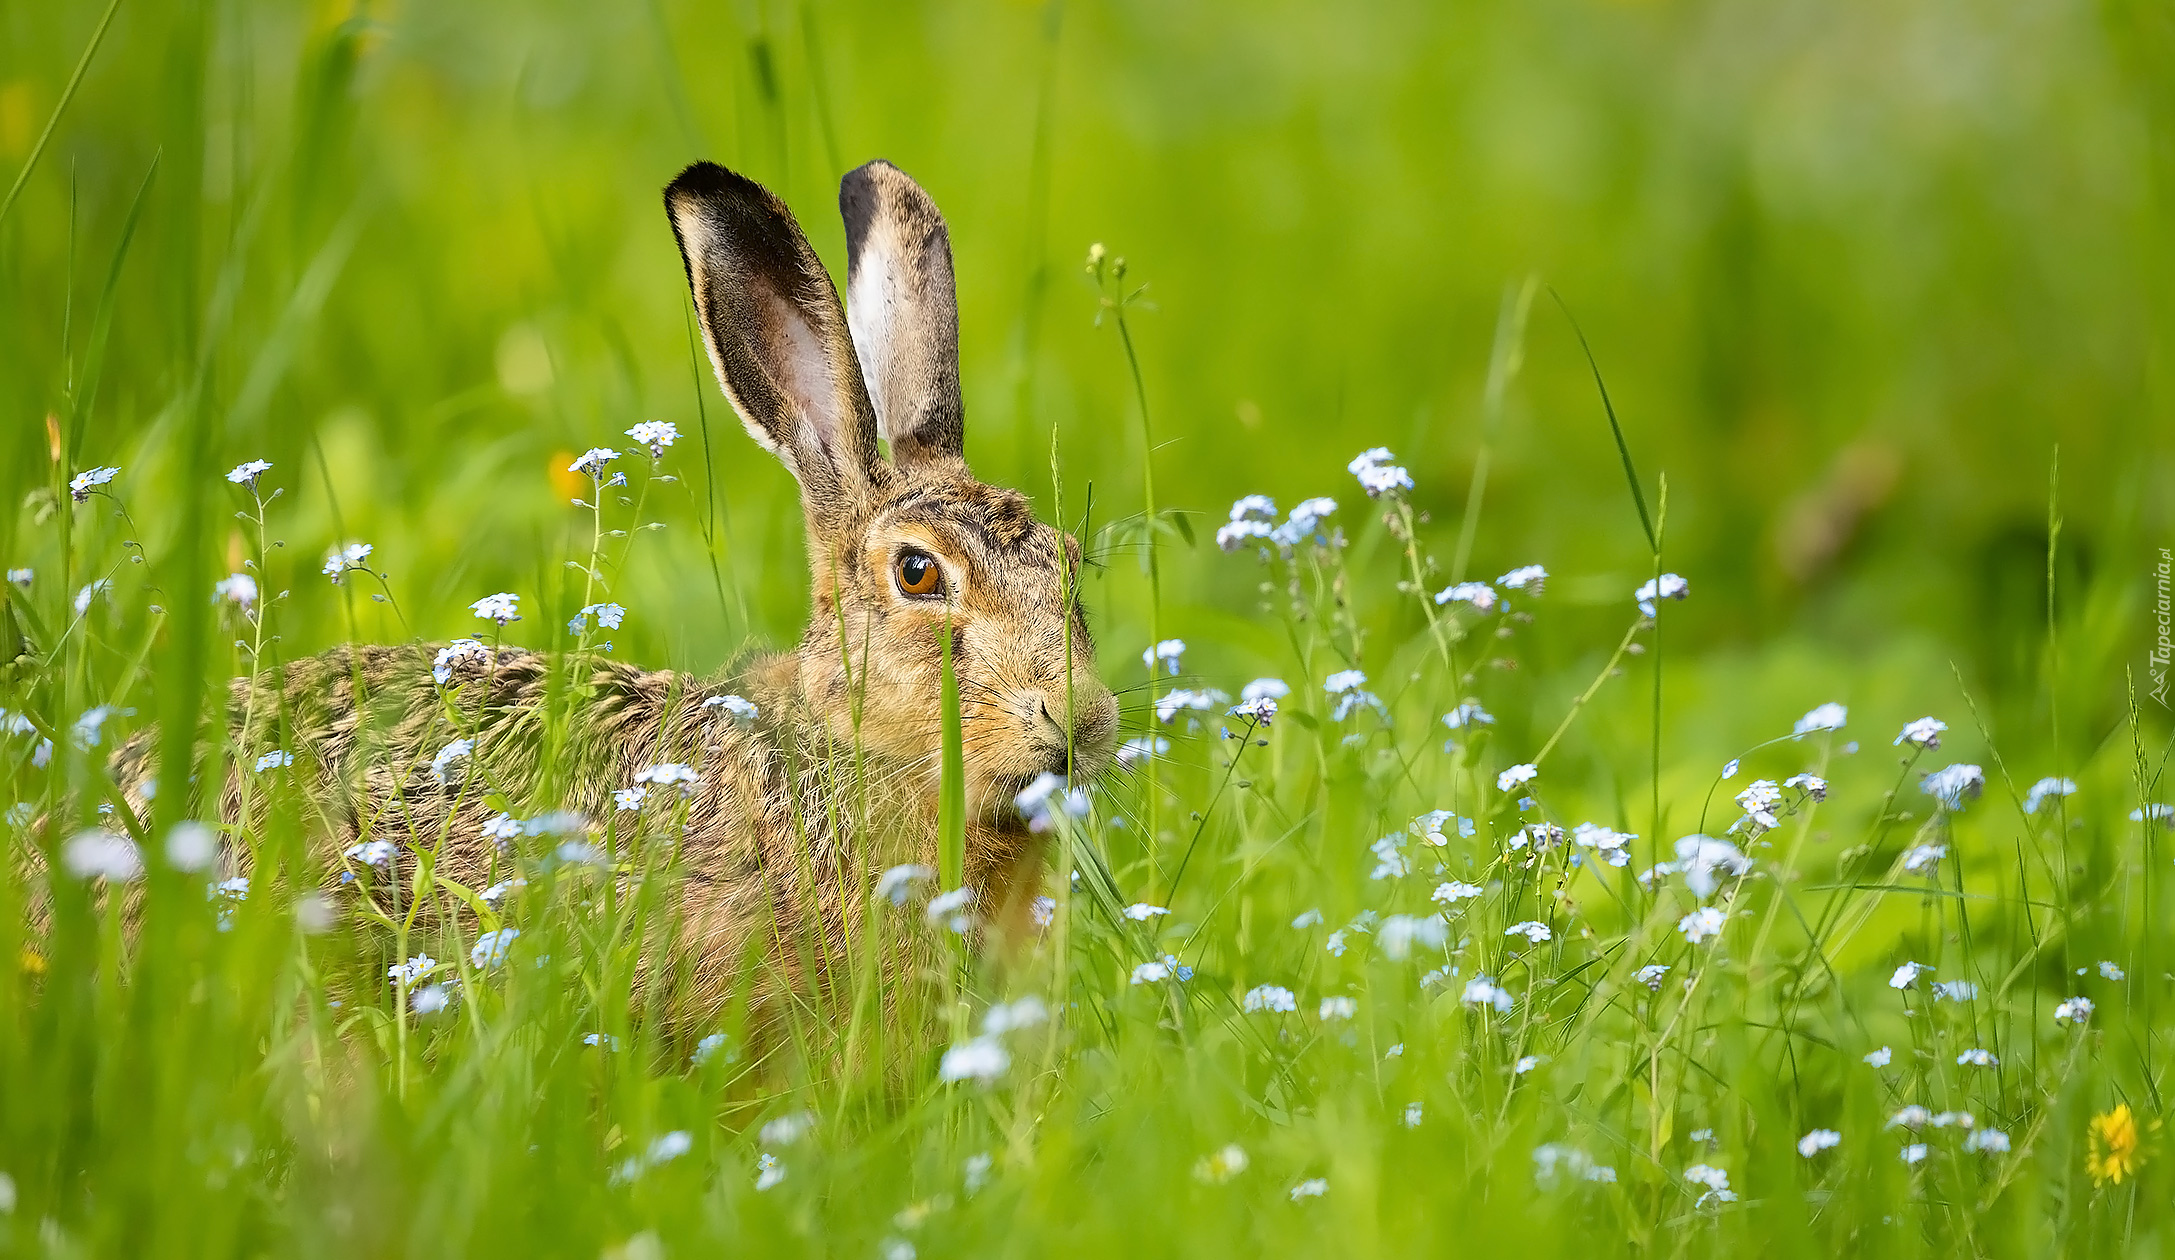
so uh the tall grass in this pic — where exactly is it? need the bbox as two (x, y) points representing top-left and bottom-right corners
(2, 1), (2172, 1255)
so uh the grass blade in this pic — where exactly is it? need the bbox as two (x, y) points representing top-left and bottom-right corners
(1550, 287), (1656, 555)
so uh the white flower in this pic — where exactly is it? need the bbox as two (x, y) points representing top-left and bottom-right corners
(1889, 961), (1931, 990)
(1242, 985), (1297, 1013)
(1887, 1105), (1931, 1129)
(412, 983), (451, 1015)
(165, 822), (218, 872)
(2022, 777), (2077, 815)
(387, 954), (437, 985)
(214, 573), (259, 608)
(470, 929), (520, 969)
(875, 864), (934, 906)
(1901, 843), (1947, 875)
(1431, 880), (1483, 906)
(1368, 832), (1410, 881)
(634, 762), (701, 795)
(926, 887), (976, 929)
(1123, 903), (1169, 921)
(253, 750), (293, 772)
(1228, 494), (1277, 523)
(72, 578), (111, 614)
(1194, 1144), (1250, 1184)
(1228, 696), (1278, 725)
(1793, 703), (1848, 737)
(1434, 582), (1497, 612)
(432, 638), (492, 685)
(1504, 920), (1552, 944)
(1497, 763), (1538, 793)
(1323, 669), (1368, 695)
(1270, 497), (1338, 549)
(1511, 1055), (1541, 1075)
(1241, 678), (1289, 703)
(470, 592), (521, 625)
(691, 1032), (728, 1066)
(1794, 1129), (1841, 1158)
(1030, 895), (1056, 928)
(1290, 907), (1324, 929)
(982, 996), (1048, 1035)
(569, 447), (618, 478)
(1865, 1046), (1892, 1067)
(1635, 963), (1671, 991)
(1318, 996), (1357, 1021)
(6, 567), (28, 586)
(1784, 772), (1827, 800)
(1921, 763), (1984, 810)
(1682, 1163), (1733, 1204)
(1930, 980), (1978, 1002)
(1572, 822), (1634, 867)
(68, 466), (121, 500)
(1955, 1048), (1998, 1067)
(625, 421), (679, 456)
(430, 738), (474, 786)
(1498, 564), (1547, 593)
(1900, 1144), (1928, 1165)
(2100, 960), (2126, 981)
(345, 839), (395, 868)
(1930, 1111), (1975, 1129)
(1670, 834), (1752, 898)
(613, 786), (646, 812)
(1116, 736), (1170, 767)
(1533, 1145), (1616, 1187)
(700, 693), (759, 723)
(1461, 976), (1513, 1013)
(1634, 573), (1689, 617)
(322, 542), (374, 580)
(1376, 914), (1447, 959)
(939, 1035), (1010, 1083)
(1153, 687), (1226, 724)
(1963, 1129), (2011, 1154)
(1324, 929), (1347, 957)
(1130, 958), (1172, 984)
(480, 877), (526, 905)
(1288, 1178), (1329, 1201)
(760, 1112), (814, 1146)
(1141, 638), (1186, 675)
(1894, 716), (1947, 749)
(1402, 1102), (1423, 1128)
(2054, 996), (2094, 1024)
(481, 813), (524, 847)
(225, 459), (272, 487)
(1678, 906), (1726, 944)
(71, 705), (130, 749)
(754, 1153), (785, 1191)
(2132, 804), (2175, 826)
(1015, 772), (1089, 832)
(1216, 519), (1272, 552)
(571, 602), (627, 633)
(1721, 758), (1741, 779)
(1441, 700), (1494, 730)
(1357, 462), (1412, 497)
(1734, 779), (1783, 833)
(63, 831), (142, 881)
(583, 1033), (621, 1050)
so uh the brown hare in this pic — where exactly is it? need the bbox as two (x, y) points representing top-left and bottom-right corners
(111, 159), (1119, 1011)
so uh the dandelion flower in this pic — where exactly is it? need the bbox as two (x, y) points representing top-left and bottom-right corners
(2087, 1104), (2145, 1186)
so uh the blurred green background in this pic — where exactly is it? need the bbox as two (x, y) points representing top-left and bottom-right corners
(4, 0), (2171, 763)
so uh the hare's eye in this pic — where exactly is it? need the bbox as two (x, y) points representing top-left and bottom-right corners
(894, 550), (945, 598)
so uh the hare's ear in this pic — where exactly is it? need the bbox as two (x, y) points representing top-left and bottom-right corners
(665, 161), (884, 516)
(840, 160), (964, 468)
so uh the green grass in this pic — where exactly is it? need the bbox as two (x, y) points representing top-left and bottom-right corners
(3, 0), (2174, 1255)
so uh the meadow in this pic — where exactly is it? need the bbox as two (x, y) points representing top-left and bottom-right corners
(2, 0), (2173, 1255)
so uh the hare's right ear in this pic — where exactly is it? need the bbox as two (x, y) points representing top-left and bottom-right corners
(839, 160), (965, 469)
(665, 161), (885, 519)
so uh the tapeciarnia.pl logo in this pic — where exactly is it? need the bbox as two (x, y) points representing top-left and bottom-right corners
(2152, 547), (2172, 708)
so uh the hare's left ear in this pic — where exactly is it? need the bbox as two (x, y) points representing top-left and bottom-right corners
(840, 160), (965, 469)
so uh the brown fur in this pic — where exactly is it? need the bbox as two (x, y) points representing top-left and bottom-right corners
(105, 160), (1118, 1021)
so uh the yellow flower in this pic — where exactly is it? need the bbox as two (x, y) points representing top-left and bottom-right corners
(2088, 1104), (2146, 1186)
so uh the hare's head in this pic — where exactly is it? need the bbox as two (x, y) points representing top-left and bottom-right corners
(666, 160), (1119, 820)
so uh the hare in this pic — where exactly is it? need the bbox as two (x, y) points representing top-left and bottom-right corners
(110, 159), (1119, 1013)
